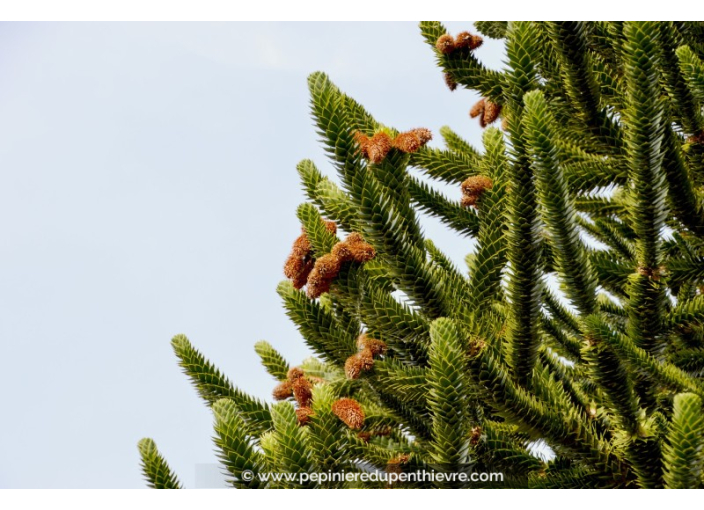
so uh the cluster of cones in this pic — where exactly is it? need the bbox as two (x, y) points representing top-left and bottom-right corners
(469, 98), (502, 128)
(437, 30), (482, 92)
(284, 223), (376, 299)
(344, 333), (387, 380)
(460, 175), (493, 208)
(284, 220), (337, 290)
(273, 367), (318, 425)
(435, 31), (483, 55)
(308, 232), (376, 298)
(272, 367), (366, 430)
(354, 128), (432, 165)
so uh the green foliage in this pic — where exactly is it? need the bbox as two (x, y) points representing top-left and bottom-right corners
(213, 399), (267, 488)
(427, 319), (470, 483)
(140, 21), (704, 489)
(137, 439), (182, 489)
(171, 334), (273, 435)
(663, 393), (704, 488)
(254, 340), (290, 381)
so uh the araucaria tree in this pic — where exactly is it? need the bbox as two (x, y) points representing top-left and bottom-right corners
(138, 21), (704, 488)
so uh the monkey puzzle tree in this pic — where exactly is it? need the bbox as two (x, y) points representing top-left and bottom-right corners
(138, 21), (704, 488)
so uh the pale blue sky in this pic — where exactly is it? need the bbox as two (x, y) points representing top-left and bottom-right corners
(0, 22), (505, 488)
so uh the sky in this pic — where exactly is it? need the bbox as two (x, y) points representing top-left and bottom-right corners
(0, 22), (505, 488)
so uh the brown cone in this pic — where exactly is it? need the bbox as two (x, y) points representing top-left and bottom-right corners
(454, 31), (474, 49)
(411, 128), (433, 145)
(344, 354), (364, 380)
(435, 34), (455, 54)
(444, 72), (457, 91)
(332, 242), (353, 261)
(482, 101), (502, 126)
(292, 377), (313, 408)
(313, 253), (342, 279)
(306, 276), (332, 299)
(287, 367), (305, 381)
(296, 407), (314, 426)
(461, 175), (493, 208)
(386, 454), (410, 474)
(470, 426), (482, 446)
(357, 333), (387, 356)
(346, 239), (376, 263)
(354, 131), (371, 159)
(393, 131), (423, 153)
(357, 431), (372, 443)
(290, 258), (314, 290)
(272, 380), (293, 401)
(468, 34), (483, 50)
(284, 233), (313, 286)
(344, 348), (374, 380)
(367, 132), (392, 164)
(393, 128), (432, 154)
(470, 98), (485, 119)
(332, 398), (365, 429)
(461, 175), (493, 197)
(344, 232), (365, 245)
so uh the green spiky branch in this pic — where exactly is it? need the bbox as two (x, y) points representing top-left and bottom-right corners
(139, 21), (704, 489)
